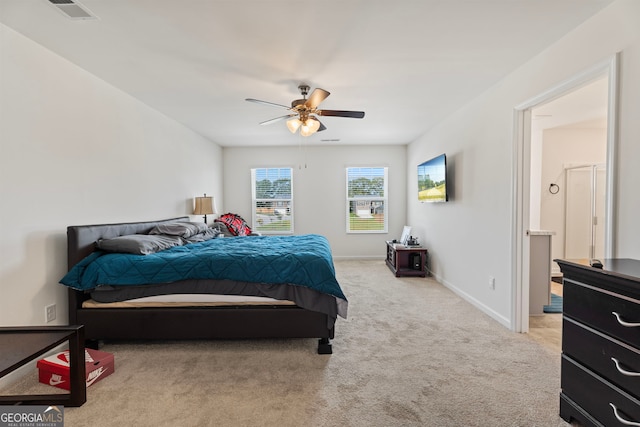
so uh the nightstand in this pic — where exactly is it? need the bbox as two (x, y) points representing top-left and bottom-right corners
(385, 241), (427, 277)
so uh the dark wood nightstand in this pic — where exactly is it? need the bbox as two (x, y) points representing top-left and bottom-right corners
(385, 241), (427, 277)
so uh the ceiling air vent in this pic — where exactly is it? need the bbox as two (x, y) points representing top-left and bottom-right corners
(47, 0), (97, 20)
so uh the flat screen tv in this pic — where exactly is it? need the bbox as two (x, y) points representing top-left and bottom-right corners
(417, 153), (448, 202)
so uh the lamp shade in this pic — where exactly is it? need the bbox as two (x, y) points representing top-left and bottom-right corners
(193, 195), (215, 215)
(286, 118), (302, 133)
(287, 117), (321, 136)
(300, 118), (321, 136)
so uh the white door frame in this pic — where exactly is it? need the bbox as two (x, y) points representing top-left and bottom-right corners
(511, 53), (619, 333)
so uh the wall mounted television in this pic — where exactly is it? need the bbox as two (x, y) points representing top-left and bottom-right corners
(417, 153), (448, 203)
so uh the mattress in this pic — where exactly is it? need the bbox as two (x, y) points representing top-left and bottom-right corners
(82, 293), (296, 308)
(87, 278), (347, 325)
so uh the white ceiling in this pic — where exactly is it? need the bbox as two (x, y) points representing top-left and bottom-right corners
(0, 0), (614, 147)
(532, 77), (609, 131)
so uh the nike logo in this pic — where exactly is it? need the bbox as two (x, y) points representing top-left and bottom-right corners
(86, 366), (107, 387)
(49, 374), (65, 386)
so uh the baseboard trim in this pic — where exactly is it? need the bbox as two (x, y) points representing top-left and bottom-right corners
(332, 255), (384, 260)
(427, 269), (512, 329)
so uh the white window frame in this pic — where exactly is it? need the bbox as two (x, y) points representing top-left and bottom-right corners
(251, 167), (294, 234)
(346, 167), (388, 234)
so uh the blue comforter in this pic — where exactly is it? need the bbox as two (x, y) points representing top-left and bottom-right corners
(60, 234), (347, 301)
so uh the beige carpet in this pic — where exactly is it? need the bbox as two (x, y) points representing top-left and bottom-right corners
(2, 260), (571, 427)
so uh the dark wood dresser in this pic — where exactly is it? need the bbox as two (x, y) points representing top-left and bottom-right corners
(556, 259), (640, 427)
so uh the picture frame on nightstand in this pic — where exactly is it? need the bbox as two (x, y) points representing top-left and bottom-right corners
(400, 226), (411, 246)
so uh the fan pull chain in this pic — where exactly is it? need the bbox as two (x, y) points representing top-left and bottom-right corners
(298, 133), (307, 169)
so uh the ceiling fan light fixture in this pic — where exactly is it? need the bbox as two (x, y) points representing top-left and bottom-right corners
(300, 118), (320, 136)
(286, 118), (302, 133)
(300, 126), (312, 137)
(308, 118), (321, 133)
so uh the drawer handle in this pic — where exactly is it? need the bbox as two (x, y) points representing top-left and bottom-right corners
(612, 312), (640, 327)
(612, 358), (640, 377)
(610, 403), (640, 426)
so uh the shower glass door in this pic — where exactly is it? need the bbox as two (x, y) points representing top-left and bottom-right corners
(564, 164), (606, 260)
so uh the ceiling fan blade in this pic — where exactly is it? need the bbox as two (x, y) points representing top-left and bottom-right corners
(317, 109), (365, 119)
(260, 114), (297, 125)
(246, 98), (291, 110)
(305, 88), (330, 109)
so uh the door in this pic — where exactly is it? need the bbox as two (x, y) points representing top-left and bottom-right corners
(564, 164), (606, 260)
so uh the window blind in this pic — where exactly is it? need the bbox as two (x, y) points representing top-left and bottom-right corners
(252, 168), (293, 234)
(346, 167), (388, 233)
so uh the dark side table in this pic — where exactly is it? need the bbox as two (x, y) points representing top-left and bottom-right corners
(385, 241), (428, 277)
(0, 325), (86, 407)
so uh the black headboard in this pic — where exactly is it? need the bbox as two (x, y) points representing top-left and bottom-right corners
(66, 216), (190, 270)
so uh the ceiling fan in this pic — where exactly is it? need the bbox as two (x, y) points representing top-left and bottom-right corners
(246, 84), (365, 136)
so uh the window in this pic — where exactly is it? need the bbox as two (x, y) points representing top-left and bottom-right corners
(346, 167), (388, 233)
(251, 167), (293, 234)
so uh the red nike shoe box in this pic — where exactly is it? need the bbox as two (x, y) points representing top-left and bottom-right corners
(37, 348), (114, 390)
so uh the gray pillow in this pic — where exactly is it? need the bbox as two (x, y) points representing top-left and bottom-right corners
(96, 234), (183, 255)
(183, 227), (220, 243)
(148, 221), (208, 238)
(210, 222), (234, 237)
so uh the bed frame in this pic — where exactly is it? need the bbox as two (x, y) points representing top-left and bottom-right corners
(66, 217), (334, 354)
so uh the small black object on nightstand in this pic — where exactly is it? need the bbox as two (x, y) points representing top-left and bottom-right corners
(590, 259), (603, 269)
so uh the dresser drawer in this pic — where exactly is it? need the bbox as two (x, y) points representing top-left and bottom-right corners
(562, 355), (640, 426)
(563, 317), (640, 399)
(564, 279), (640, 347)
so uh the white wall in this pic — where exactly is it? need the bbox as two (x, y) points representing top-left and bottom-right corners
(0, 25), (223, 326)
(223, 145), (406, 258)
(407, 0), (640, 328)
(529, 128), (543, 230)
(539, 125), (607, 275)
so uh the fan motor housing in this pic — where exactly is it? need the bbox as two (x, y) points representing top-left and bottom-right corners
(291, 99), (306, 109)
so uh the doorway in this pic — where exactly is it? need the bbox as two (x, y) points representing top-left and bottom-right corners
(511, 54), (619, 333)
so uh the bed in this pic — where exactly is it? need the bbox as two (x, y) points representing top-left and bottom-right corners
(61, 216), (347, 354)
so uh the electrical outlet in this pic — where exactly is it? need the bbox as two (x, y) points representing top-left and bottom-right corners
(489, 276), (495, 290)
(45, 304), (56, 323)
